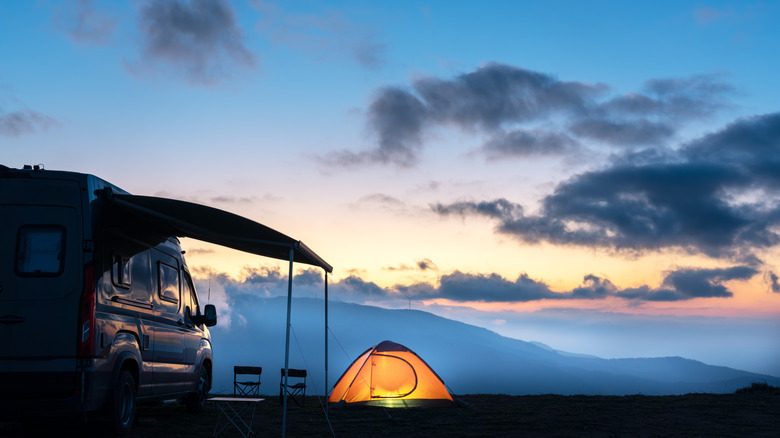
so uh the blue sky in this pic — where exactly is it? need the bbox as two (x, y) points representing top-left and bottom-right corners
(2, 0), (780, 376)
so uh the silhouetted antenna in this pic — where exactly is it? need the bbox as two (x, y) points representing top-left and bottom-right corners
(208, 274), (211, 303)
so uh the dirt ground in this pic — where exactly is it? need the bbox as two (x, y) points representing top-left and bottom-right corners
(2, 390), (779, 437)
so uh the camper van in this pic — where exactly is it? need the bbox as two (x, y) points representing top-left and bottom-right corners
(0, 165), (217, 435)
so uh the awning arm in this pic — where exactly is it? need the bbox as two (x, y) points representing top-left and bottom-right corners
(296, 241), (333, 273)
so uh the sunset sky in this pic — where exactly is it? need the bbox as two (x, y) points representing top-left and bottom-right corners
(2, 1), (779, 375)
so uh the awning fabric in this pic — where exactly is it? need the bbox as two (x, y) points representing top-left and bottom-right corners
(101, 189), (332, 272)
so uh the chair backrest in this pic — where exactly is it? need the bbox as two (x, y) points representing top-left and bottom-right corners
(234, 366), (262, 397)
(281, 368), (307, 379)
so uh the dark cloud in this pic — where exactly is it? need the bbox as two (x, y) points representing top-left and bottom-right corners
(568, 119), (674, 146)
(339, 63), (733, 166)
(197, 262), (756, 304)
(483, 129), (580, 158)
(291, 268), (325, 287)
(682, 112), (780, 188)
(434, 112), (780, 260)
(417, 258), (437, 271)
(432, 198), (523, 220)
(660, 266), (756, 299)
(134, 0), (255, 86)
(435, 271), (557, 302)
(0, 107), (58, 137)
(240, 265), (286, 285)
(570, 274), (618, 299)
(414, 63), (604, 130)
(641, 75), (733, 119)
(619, 267), (757, 301)
(336, 275), (390, 297)
(365, 87), (428, 166)
(54, 0), (117, 45)
(561, 74), (732, 147)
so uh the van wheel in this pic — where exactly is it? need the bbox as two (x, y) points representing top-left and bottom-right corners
(185, 366), (210, 412)
(109, 370), (136, 436)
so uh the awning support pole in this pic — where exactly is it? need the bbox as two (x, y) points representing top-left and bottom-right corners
(325, 271), (329, 417)
(282, 246), (294, 438)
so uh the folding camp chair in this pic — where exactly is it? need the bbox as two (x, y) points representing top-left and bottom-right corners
(234, 366), (262, 397)
(280, 368), (307, 407)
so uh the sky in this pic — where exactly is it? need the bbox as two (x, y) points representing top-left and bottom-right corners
(2, 0), (780, 376)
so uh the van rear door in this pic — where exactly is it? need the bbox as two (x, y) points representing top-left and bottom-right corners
(0, 179), (82, 396)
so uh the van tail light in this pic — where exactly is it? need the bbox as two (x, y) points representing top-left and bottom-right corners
(77, 262), (96, 358)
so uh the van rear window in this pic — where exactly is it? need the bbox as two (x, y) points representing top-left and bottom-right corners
(16, 226), (66, 276)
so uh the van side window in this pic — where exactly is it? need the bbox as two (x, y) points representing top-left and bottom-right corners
(157, 261), (179, 311)
(112, 254), (131, 288)
(15, 225), (66, 276)
(181, 271), (199, 323)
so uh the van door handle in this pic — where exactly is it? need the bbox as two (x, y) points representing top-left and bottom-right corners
(1, 314), (25, 325)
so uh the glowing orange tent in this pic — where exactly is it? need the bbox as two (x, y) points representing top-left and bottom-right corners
(328, 340), (454, 407)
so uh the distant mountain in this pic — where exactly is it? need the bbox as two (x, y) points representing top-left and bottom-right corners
(208, 296), (780, 396)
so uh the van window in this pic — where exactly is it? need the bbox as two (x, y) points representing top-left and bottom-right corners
(158, 261), (179, 312)
(181, 271), (200, 323)
(16, 225), (66, 276)
(112, 254), (131, 288)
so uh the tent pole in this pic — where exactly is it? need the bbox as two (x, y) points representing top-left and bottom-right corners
(282, 246), (294, 438)
(325, 271), (329, 417)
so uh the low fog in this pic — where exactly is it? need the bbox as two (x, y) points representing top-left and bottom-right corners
(195, 274), (780, 397)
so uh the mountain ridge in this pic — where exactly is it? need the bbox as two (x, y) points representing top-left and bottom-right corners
(208, 295), (780, 395)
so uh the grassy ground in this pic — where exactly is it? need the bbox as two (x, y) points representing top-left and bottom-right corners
(3, 386), (779, 437)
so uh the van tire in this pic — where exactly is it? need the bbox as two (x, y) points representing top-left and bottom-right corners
(109, 370), (136, 436)
(185, 366), (210, 412)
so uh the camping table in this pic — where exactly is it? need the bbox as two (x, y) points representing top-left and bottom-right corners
(209, 396), (265, 438)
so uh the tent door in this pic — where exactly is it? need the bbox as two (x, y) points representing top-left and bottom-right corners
(370, 354), (418, 399)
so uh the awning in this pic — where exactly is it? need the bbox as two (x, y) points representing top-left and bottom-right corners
(100, 189), (332, 272)
(99, 186), (332, 437)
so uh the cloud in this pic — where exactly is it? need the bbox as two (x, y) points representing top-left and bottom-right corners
(0, 98), (59, 137)
(132, 0), (256, 86)
(619, 267), (757, 301)
(483, 129), (580, 158)
(434, 271), (557, 302)
(365, 87), (428, 166)
(417, 258), (438, 271)
(337, 63), (733, 166)
(355, 193), (405, 208)
(252, 1), (387, 70)
(568, 119), (674, 146)
(661, 266), (756, 298)
(203, 263), (757, 306)
(433, 112), (780, 260)
(384, 258), (438, 272)
(570, 274), (618, 299)
(414, 63), (604, 130)
(766, 271), (780, 293)
(53, 0), (118, 45)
